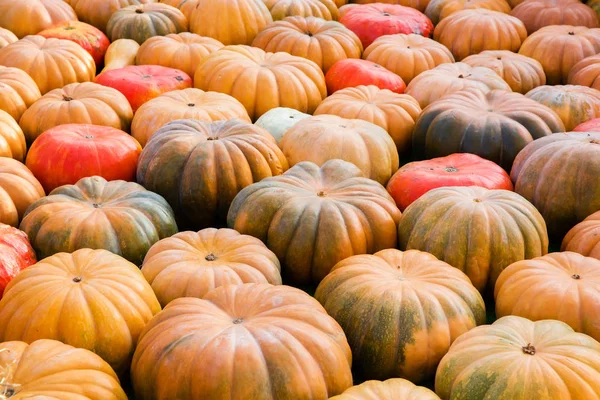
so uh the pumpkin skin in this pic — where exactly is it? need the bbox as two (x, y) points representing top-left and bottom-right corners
(574, 117), (600, 131)
(590, 0), (600, 19)
(194, 45), (327, 120)
(136, 119), (288, 230)
(25, 124), (142, 193)
(131, 88), (251, 147)
(562, 211), (600, 259)
(0, 248), (161, 376)
(568, 53), (600, 90)
(228, 160), (401, 284)
(0, 224), (36, 300)
(19, 176), (177, 265)
(37, 21), (110, 66)
(315, 249), (486, 383)
(329, 379), (440, 400)
(511, 0), (599, 35)
(159, 0), (197, 19)
(387, 153), (514, 211)
(0, 0), (77, 39)
(425, 0), (511, 25)
(0, 158), (44, 228)
(254, 107), (311, 143)
(0, 110), (26, 162)
(0, 27), (17, 48)
(398, 186), (549, 292)
(363, 34), (454, 85)
(19, 82), (134, 144)
(141, 228), (282, 306)
(251, 16), (363, 73)
(325, 59), (406, 94)
(463, 50), (546, 94)
(0, 66), (42, 122)
(0, 339), (127, 400)
(263, 0), (340, 21)
(101, 39), (140, 73)
(66, 0), (157, 32)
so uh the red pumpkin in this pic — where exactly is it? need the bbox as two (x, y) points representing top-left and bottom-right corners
(574, 117), (600, 131)
(25, 124), (142, 193)
(37, 21), (110, 66)
(94, 65), (192, 112)
(0, 224), (36, 299)
(326, 59), (406, 94)
(387, 153), (514, 211)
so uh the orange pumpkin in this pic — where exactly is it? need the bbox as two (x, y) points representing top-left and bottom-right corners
(511, 0), (599, 35)
(0, 110), (25, 162)
(65, 0), (157, 32)
(0, 0), (77, 39)
(0, 67), (41, 122)
(263, 0), (340, 20)
(425, 0), (511, 25)
(562, 210), (600, 259)
(159, 0), (198, 19)
(568, 53), (600, 90)
(0, 158), (44, 228)
(330, 379), (440, 400)
(0, 27), (17, 48)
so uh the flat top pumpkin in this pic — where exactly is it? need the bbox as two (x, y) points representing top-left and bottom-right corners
(424, 0), (511, 25)
(0, 0), (77, 39)
(330, 379), (440, 400)
(511, 0), (599, 35)
(263, 0), (340, 21)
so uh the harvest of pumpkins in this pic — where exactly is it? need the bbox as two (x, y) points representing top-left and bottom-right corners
(3, 0), (600, 399)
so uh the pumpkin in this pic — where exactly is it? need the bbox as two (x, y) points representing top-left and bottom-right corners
(254, 107), (311, 143)
(131, 88), (251, 147)
(228, 160), (401, 284)
(425, 0), (511, 25)
(398, 186), (548, 292)
(362, 34), (454, 85)
(19, 82), (134, 144)
(339, 3), (359, 17)
(106, 3), (188, 45)
(574, 117), (600, 131)
(190, 0), (272, 45)
(251, 16), (363, 73)
(0, 0), (77, 39)
(136, 32), (223, 79)
(159, 0), (197, 19)
(194, 45), (326, 120)
(340, 4), (434, 48)
(25, 124), (142, 193)
(329, 379), (440, 400)
(314, 85), (421, 154)
(0, 110), (26, 162)
(0, 248), (161, 375)
(463, 50), (546, 94)
(590, 0), (600, 19)
(0, 224), (35, 300)
(141, 228), (282, 306)
(19, 176), (177, 265)
(0, 158), (44, 228)
(0, 67), (41, 122)
(263, 0), (340, 20)
(568, 53), (600, 90)
(562, 211), (600, 258)
(100, 39), (140, 73)
(0, 27), (17, 49)
(511, 132), (600, 239)
(136, 119), (288, 229)
(525, 84), (600, 131)
(351, 0), (431, 12)
(37, 21), (110, 66)
(315, 249), (485, 383)
(0, 339), (127, 399)
(511, 0), (599, 35)
(0, 36), (95, 95)
(412, 88), (565, 170)
(65, 0), (157, 33)
(325, 59), (406, 94)
(433, 10), (527, 62)
(519, 25), (600, 85)
(405, 63), (512, 108)
(387, 153), (514, 211)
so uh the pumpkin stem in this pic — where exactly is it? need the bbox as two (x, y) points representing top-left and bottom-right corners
(73, 276), (82, 283)
(444, 167), (458, 172)
(232, 318), (244, 324)
(458, 74), (464, 78)
(62, 95), (73, 101)
(568, 32), (575, 35)
(590, 140), (600, 145)
(572, 274), (581, 279)
(317, 191), (326, 197)
(205, 253), (217, 261)
(176, 76), (184, 81)
(522, 343), (536, 355)
(382, 12), (391, 16)
(135, 8), (144, 13)
(187, 103), (195, 107)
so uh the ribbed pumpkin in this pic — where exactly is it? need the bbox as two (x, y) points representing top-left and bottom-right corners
(330, 379), (440, 400)
(131, 284), (353, 399)
(0, 110), (26, 162)
(130, 88), (251, 147)
(398, 186), (549, 292)
(20, 176), (177, 265)
(0, 339), (127, 399)
(264, 0), (340, 20)
(435, 316), (600, 400)
(141, 228), (282, 306)
(315, 249), (485, 383)
(65, 0), (157, 32)
(351, 0), (431, 12)
(37, 21), (110, 66)
(0, 66), (41, 122)
(405, 63), (511, 108)
(254, 107), (311, 143)
(425, 0), (511, 25)
(511, 0), (599, 35)
(281, 114), (399, 185)
(363, 34), (454, 84)
(0, 248), (161, 375)
(590, 0), (600, 19)
(325, 59), (407, 94)
(314, 85), (421, 154)
(228, 160), (401, 284)
(412, 89), (565, 170)
(0, 158), (44, 228)
(106, 3), (188, 44)
(194, 45), (326, 120)
(19, 82), (134, 144)
(0, 36), (96, 95)
(136, 32), (223, 79)
(136, 119), (288, 229)
(563, 211), (600, 259)
(159, 0), (197, 18)
(0, 0), (77, 39)
(252, 16), (363, 73)
(100, 39), (140, 73)
(568, 53), (600, 90)
(0, 224), (36, 300)
(574, 117), (600, 131)
(0, 27), (17, 48)
(463, 50), (546, 94)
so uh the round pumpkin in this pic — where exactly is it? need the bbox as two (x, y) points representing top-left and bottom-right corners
(330, 379), (440, 400)
(463, 50), (546, 94)
(325, 59), (406, 94)
(351, 0), (432, 11)
(0, 248), (161, 375)
(0, 27), (17, 49)
(141, 228), (282, 306)
(0, 66), (41, 122)
(20, 176), (177, 265)
(19, 82), (134, 144)
(251, 16), (363, 73)
(412, 88), (565, 170)
(0, 110), (26, 162)
(254, 107), (311, 143)
(511, 0), (599, 35)
(25, 124), (142, 193)
(0, 158), (44, 228)
(130, 88), (251, 147)
(136, 119), (288, 229)
(0, 36), (96, 95)
(194, 45), (326, 120)
(314, 85), (421, 154)
(0, 0), (77, 39)
(574, 117), (600, 131)
(362, 34), (454, 85)
(228, 159), (401, 284)
(568, 53), (600, 90)
(398, 186), (549, 292)
(425, 0), (511, 25)
(37, 21), (110, 66)
(315, 248), (485, 383)
(562, 210), (600, 258)
(263, 0), (340, 20)
(65, 0), (157, 32)
(0, 224), (35, 300)
(100, 39), (140, 73)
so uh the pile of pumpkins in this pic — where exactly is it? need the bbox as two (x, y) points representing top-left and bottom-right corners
(2, 0), (600, 399)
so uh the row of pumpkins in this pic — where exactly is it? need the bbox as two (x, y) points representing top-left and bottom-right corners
(2, 0), (600, 399)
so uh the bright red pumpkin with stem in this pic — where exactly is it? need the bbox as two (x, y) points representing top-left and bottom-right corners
(0, 223), (36, 299)
(574, 118), (600, 132)
(37, 21), (110, 66)
(326, 59), (406, 94)
(25, 124), (142, 193)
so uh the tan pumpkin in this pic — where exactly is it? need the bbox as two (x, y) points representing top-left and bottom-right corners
(511, 0), (599, 35)
(0, 158), (44, 228)
(463, 50), (546, 94)
(330, 379), (440, 400)
(568, 53), (600, 90)
(263, 0), (340, 20)
(0, 27), (17, 48)
(0, 66), (41, 122)
(251, 16), (363, 73)
(0, 0), (77, 39)
(425, 0), (511, 25)
(131, 88), (251, 147)
(100, 39), (140, 73)
(562, 210), (600, 259)
(0, 110), (25, 162)
(194, 45), (327, 120)
(65, 0), (157, 33)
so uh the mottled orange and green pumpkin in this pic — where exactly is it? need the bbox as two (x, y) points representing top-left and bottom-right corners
(330, 378), (441, 400)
